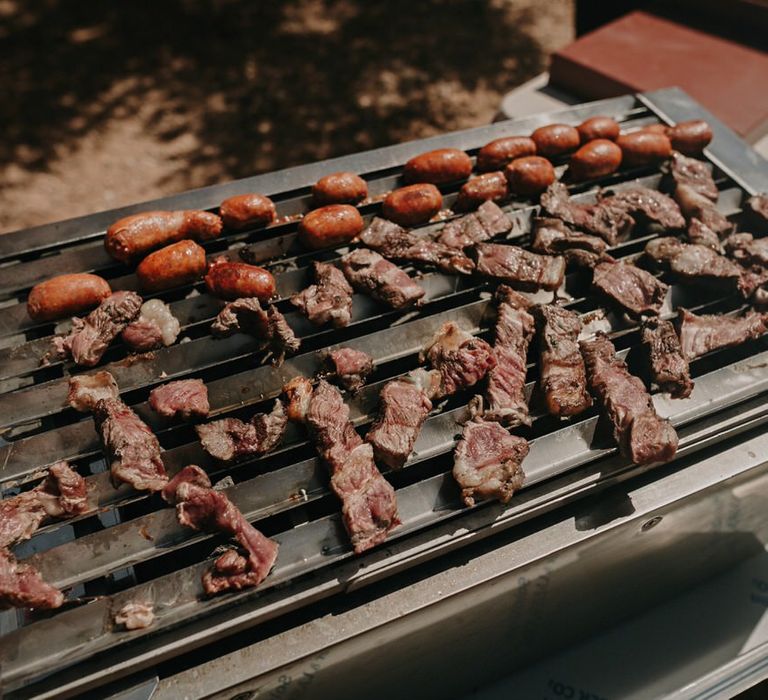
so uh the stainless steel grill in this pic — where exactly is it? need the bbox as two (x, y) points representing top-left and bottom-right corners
(1, 88), (768, 699)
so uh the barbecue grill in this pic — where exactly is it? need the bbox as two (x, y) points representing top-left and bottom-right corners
(1, 88), (768, 699)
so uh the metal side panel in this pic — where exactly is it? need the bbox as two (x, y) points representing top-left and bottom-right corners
(151, 430), (768, 700)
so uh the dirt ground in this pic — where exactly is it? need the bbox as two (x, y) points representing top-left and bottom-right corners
(0, 0), (574, 233)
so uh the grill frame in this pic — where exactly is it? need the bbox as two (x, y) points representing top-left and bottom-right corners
(1, 87), (767, 698)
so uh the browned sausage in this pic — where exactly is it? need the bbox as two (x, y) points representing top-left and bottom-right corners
(382, 184), (443, 226)
(403, 148), (472, 184)
(105, 210), (222, 263)
(476, 136), (536, 172)
(137, 240), (207, 293)
(298, 205), (364, 250)
(531, 124), (580, 157)
(219, 194), (276, 230)
(204, 261), (276, 301)
(616, 131), (672, 167)
(667, 120), (713, 156)
(312, 172), (368, 206)
(568, 139), (623, 182)
(454, 172), (508, 212)
(577, 116), (620, 143)
(641, 124), (669, 135)
(27, 273), (112, 322)
(505, 157), (556, 197)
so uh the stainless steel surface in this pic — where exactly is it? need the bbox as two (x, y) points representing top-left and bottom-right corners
(1, 88), (767, 698)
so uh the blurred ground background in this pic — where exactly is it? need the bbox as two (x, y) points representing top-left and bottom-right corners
(0, 0), (574, 233)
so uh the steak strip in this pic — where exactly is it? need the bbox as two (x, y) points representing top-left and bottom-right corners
(341, 249), (425, 309)
(581, 334), (679, 464)
(436, 200), (513, 249)
(641, 318), (693, 399)
(291, 261), (354, 328)
(677, 308), (767, 360)
(474, 243), (565, 291)
(592, 260), (668, 317)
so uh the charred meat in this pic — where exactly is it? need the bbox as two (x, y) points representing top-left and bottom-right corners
(592, 261), (668, 317)
(51, 291), (142, 367)
(534, 304), (592, 417)
(581, 334), (678, 464)
(0, 549), (63, 610)
(359, 217), (475, 275)
(665, 152), (718, 200)
(725, 233), (768, 268)
(300, 380), (400, 553)
(436, 201), (513, 249)
(677, 308), (767, 360)
(149, 379), (210, 420)
(341, 249), (425, 310)
(422, 322), (496, 398)
(163, 465), (279, 595)
(674, 184), (733, 238)
(284, 377), (313, 424)
(686, 218), (722, 251)
(641, 318), (693, 398)
(475, 243), (565, 291)
(195, 400), (286, 462)
(291, 261), (354, 328)
(94, 398), (167, 492)
(67, 370), (119, 412)
(531, 217), (607, 257)
(0, 461), (88, 548)
(644, 238), (743, 291)
(453, 418), (528, 507)
(484, 286), (535, 426)
(599, 186), (685, 231)
(366, 377), (432, 469)
(326, 347), (374, 391)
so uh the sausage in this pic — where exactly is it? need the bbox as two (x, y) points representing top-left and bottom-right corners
(298, 205), (364, 250)
(454, 172), (508, 212)
(616, 131), (672, 167)
(640, 124), (669, 135)
(382, 184), (443, 226)
(204, 261), (276, 301)
(577, 116), (620, 143)
(505, 157), (556, 197)
(312, 172), (368, 206)
(568, 139), (623, 182)
(219, 194), (276, 230)
(403, 148), (472, 184)
(136, 240), (207, 293)
(105, 210), (222, 263)
(27, 273), (112, 322)
(530, 124), (580, 157)
(667, 120), (713, 156)
(476, 136), (536, 172)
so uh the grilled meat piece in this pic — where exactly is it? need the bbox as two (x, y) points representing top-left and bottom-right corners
(484, 286), (535, 426)
(291, 261), (354, 328)
(94, 398), (167, 492)
(534, 304), (592, 417)
(725, 233), (768, 268)
(644, 237), (744, 291)
(475, 243), (565, 291)
(436, 201), (513, 249)
(195, 400), (286, 462)
(283, 377), (313, 423)
(581, 334), (678, 464)
(0, 461), (88, 548)
(665, 152), (718, 200)
(641, 318), (693, 398)
(531, 217), (607, 257)
(422, 322), (496, 398)
(163, 465), (278, 595)
(743, 194), (768, 235)
(453, 418), (528, 507)
(51, 291), (142, 367)
(599, 186), (685, 230)
(341, 249), (425, 310)
(67, 370), (119, 412)
(121, 319), (163, 352)
(564, 249), (615, 270)
(212, 298), (300, 362)
(122, 299), (180, 352)
(149, 379), (210, 420)
(304, 380), (400, 553)
(0, 549), (63, 610)
(686, 218), (722, 251)
(366, 377), (432, 469)
(674, 184), (733, 238)
(326, 347), (374, 391)
(115, 602), (155, 630)
(592, 261), (668, 317)
(677, 308), (767, 360)
(540, 182), (634, 245)
(359, 218), (475, 275)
